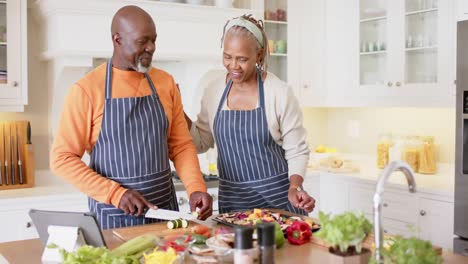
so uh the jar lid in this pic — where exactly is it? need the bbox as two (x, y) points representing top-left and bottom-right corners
(234, 226), (254, 249)
(257, 223), (276, 247)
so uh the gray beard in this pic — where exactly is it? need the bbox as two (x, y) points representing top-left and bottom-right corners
(136, 60), (151, 73)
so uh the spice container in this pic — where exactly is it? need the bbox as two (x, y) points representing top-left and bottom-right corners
(377, 133), (392, 169)
(234, 226), (255, 264)
(257, 223), (275, 264)
(402, 135), (421, 172)
(418, 136), (437, 174)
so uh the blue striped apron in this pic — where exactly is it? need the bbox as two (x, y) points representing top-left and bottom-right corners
(214, 70), (306, 215)
(88, 60), (178, 229)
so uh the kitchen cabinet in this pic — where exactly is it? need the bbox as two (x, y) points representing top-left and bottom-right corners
(289, 0), (327, 105)
(313, 171), (454, 249)
(0, 0), (28, 112)
(418, 197), (454, 250)
(318, 0), (455, 107)
(457, 0), (468, 21)
(0, 193), (88, 243)
(303, 173), (321, 218)
(319, 177), (349, 215)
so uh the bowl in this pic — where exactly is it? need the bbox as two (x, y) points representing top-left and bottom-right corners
(186, 0), (205, 5)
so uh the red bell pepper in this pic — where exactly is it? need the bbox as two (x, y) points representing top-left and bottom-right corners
(286, 221), (312, 245)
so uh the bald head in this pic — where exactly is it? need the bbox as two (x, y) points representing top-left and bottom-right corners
(110, 6), (157, 72)
(111, 6), (154, 36)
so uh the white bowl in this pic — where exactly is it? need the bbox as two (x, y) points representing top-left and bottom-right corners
(186, 0), (205, 5)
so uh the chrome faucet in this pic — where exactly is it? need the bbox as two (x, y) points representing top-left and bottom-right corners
(373, 160), (416, 263)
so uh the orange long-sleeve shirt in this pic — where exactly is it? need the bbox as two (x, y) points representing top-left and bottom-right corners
(50, 63), (206, 208)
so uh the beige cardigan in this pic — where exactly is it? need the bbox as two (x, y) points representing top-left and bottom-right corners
(190, 69), (310, 178)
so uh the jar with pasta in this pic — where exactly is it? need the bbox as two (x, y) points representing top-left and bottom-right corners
(418, 136), (437, 174)
(377, 133), (392, 169)
(402, 135), (421, 173)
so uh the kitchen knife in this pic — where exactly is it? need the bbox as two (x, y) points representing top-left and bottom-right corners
(4, 126), (8, 185)
(16, 126), (23, 184)
(10, 135), (15, 185)
(145, 208), (214, 227)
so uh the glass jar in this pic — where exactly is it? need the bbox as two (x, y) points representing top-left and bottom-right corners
(389, 134), (403, 163)
(418, 136), (437, 174)
(377, 133), (392, 169)
(402, 135), (421, 173)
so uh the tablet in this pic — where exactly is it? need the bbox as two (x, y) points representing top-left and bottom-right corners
(29, 209), (106, 247)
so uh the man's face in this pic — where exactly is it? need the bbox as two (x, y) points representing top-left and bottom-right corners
(222, 33), (261, 84)
(117, 20), (157, 73)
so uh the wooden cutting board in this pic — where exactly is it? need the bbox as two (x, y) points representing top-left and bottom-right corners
(112, 221), (200, 241)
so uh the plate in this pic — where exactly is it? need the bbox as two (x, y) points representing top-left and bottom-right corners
(212, 209), (321, 233)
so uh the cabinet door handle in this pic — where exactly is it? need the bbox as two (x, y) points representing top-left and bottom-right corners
(384, 229), (388, 233)
(383, 203), (388, 207)
(387, 81), (393, 87)
(178, 197), (186, 205)
(420, 210), (426, 216)
(396, 81), (401, 87)
(12, 81), (18, 87)
(303, 84), (309, 89)
(26, 221), (33, 228)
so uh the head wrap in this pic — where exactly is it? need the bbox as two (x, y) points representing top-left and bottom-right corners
(224, 17), (264, 47)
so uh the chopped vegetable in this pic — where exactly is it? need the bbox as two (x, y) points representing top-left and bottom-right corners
(167, 218), (188, 229)
(144, 247), (178, 264)
(274, 222), (286, 248)
(191, 224), (210, 235)
(286, 221), (312, 245)
(60, 245), (139, 264)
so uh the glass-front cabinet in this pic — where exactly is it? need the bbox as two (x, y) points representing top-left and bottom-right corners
(356, 0), (452, 105)
(0, 0), (27, 111)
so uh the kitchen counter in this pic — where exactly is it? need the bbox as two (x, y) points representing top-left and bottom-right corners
(308, 155), (455, 197)
(0, 221), (467, 264)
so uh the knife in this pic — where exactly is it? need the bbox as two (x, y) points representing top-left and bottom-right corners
(16, 126), (23, 184)
(145, 208), (214, 227)
(10, 134), (15, 185)
(4, 126), (8, 185)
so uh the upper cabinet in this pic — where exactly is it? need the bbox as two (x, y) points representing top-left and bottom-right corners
(352, 0), (454, 107)
(302, 0), (456, 107)
(0, 0), (27, 112)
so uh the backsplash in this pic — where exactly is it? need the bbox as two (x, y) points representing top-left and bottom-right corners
(302, 107), (455, 164)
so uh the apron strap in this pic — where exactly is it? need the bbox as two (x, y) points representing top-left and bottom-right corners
(105, 59), (159, 99)
(215, 67), (265, 112)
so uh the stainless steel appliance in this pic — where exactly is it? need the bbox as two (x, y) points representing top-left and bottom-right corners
(455, 20), (468, 256)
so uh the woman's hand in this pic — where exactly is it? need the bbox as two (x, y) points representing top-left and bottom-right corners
(288, 188), (316, 213)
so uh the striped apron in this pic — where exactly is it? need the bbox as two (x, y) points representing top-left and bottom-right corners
(88, 61), (178, 229)
(214, 70), (306, 215)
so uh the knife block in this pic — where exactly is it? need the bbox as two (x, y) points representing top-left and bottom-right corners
(0, 121), (35, 190)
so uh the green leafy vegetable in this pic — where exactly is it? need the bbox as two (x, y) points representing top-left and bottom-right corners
(315, 211), (372, 254)
(60, 245), (139, 264)
(371, 236), (442, 264)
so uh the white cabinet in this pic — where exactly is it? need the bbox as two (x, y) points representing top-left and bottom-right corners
(457, 0), (468, 21)
(418, 197), (454, 250)
(303, 173), (321, 218)
(319, 177), (349, 215)
(0, 193), (88, 242)
(313, 0), (456, 107)
(289, 0), (327, 105)
(0, 0), (28, 112)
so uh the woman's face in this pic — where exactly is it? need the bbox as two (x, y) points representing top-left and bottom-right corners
(222, 33), (261, 84)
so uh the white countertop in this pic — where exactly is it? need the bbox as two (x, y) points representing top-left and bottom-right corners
(307, 154), (454, 197)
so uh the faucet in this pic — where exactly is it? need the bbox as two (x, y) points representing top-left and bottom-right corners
(373, 160), (416, 263)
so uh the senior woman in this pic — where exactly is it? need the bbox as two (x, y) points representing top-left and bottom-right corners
(186, 15), (315, 214)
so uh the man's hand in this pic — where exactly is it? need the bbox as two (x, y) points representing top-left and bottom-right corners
(189, 191), (213, 220)
(118, 189), (157, 216)
(288, 188), (316, 213)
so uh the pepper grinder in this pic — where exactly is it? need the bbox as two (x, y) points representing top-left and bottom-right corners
(257, 223), (276, 264)
(234, 226), (255, 264)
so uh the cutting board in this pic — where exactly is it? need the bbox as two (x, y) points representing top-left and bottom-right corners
(112, 221), (200, 241)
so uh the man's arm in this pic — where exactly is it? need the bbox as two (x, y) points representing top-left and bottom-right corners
(50, 84), (127, 208)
